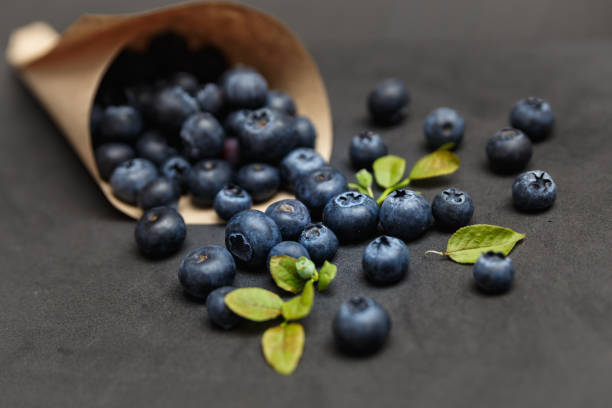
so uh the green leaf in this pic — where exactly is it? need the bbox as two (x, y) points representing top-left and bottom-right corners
(296, 257), (316, 280)
(281, 280), (314, 321)
(373, 155), (406, 188)
(262, 322), (305, 375)
(426, 224), (526, 264)
(225, 288), (284, 321)
(409, 148), (460, 180)
(269, 256), (305, 294)
(317, 261), (337, 291)
(437, 142), (456, 151)
(376, 177), (412, 205)
(356, 169), (373, 189)
(348, 183), (369, 195)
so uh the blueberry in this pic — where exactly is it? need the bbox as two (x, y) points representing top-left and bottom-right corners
(138, 177), (181, 210)
(265, 199), (311, 241)
(367, 78), (410, 125)
(213, 184), (252, 221)
(236, 163), (280, 203)
(223, 109), (249, 138)
(424, 107), (465, 149)
(135, 130), (176, 166)
(294, 115), (317, 148)
(222, 67), (268, 109)
(187, 159), (233, 207)
(486, 128), (533, 173)
(473, 251), (514, 294)
(153, 86), (200, 133)
(266, 90), (296, 115)
(238, 108), (297, 163)
(323, 192), (379, 243)
(160, 156), (191, 194)
(170, 72), (199, 95)
(180, 112), (225, 162)
(124, 84), (156, 120)
(510, 97), (554, 142)
(99, 106), (143, 143)
(196, 83), (225, 117)
(332, 297), (391, 356)
(295, 167), (348, 216)
(379, 189), (432, 241)
(512, 170), (557, 212)
(206, 286), (242, 330)
(222, 137), (241, 167)
(266, 241), (310, 272)
(178, 245), (236, 299)
(349, 131), (388, 169)
(95, 143), (135, 181)
(298, 223), (339, 264)
(135, 206), (186, 258)
(225, 210), (282, 268)
(363, 236), (410, 285)
(431, 188), (474, 230)
(279, 148), (327, 191)
(110, 158), (158, 205)
(193, 46), (228, 83)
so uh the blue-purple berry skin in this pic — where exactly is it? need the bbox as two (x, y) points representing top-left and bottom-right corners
(206, 286), (242, 330)
(362, 236), (410, 285)
(510, 97), (554, 142)
(379, 189), (432, 241)
(473, 252), (515, 294)
(333, 297), (391, 356)
(486, 128), (533, 174)
(179, 246), (236, 299)
(424, 107), (465, 149)
(431, 188), (474, 230)
(512, 170), (557, 212)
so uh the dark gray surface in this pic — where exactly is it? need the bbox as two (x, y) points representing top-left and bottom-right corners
(2, 1), (612, 407)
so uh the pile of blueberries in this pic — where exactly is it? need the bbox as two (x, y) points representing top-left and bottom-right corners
(91, 33), (558, 357)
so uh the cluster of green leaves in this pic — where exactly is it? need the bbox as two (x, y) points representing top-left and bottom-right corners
(224, 256), (337, 375)
(349, 143), (461, 205)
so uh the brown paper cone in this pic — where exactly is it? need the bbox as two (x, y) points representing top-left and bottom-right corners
(6, 1), (332, 224)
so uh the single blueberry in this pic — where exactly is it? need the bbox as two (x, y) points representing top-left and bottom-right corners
(223, 109), (250, 138)
(379, 189), (432, 241)
(265, 199), (311, 241)
(431, 188), (474, 230)
(512, 170), (557, 212)
(323, 192), (379, 243)
(99, 106), (143, 143)
(510, 97), (554, 142)
(135, 130), (177, 166)
(213, 184), (252, 221)
(206, 286), (242, 330)
(188, 159), (234, 207)
(110, 158), (158, 205)
(349, 131), (388, 169)
(170, 71), (199, 96)
(180, 112), (225, 162)
(298, 222), (339, 264)
(473, 252), (515, 294)
(153, 86), (200, 133)
(266, 90), (296, 115)
(238, 108), (297, 163)
(266, 241), (310, 272)
(295, 167), (348, 217)
(95, 143), (135, 181)
(236, 163), (280, 203)
(179, 245), (236, 299)
(193, 46), (228, 83)
(424, 107), (465, 149)
(367, 78), (410, 125)
(225, 210), (282, 268)
(279, 148), (327, 191)
(196, 83), (225, 117)
(332, 297), (391, 356)
(294, 115), (317, 148)
(161, 156), (192, 194)
(138, 177), (181, 210)
(363, 236), (410, 285)
(135, 206), (186, 258)
(486, 128), (533, 174)
(222, 67), (268, 109)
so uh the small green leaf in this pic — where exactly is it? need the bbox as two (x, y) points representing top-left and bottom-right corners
(356, 169), (373, 189)
(437, 142), (456, 151)
(225, 288), (284, 321)
(296, 257), (316, 280)
(269, 256), (305, 294)
(373, 155), (406, 188)
(376, 177), (412, 205)
(281, 280), (314, 321)
(348, 183), (369, 195)
(317, 261), (337, 291)
(409, 148), (460, 180)
(262, 322), (305, 375)
(426, 224), (525, 264)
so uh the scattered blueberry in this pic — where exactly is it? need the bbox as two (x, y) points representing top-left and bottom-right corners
(138, 177), (181, 210)
(196, 83), (225, 117)
(135, 130), (176, 166)
(349, 131), (388, 169)
(238, 108), (297, 163)
(223, 109), (249, 138)
(265, 199), (311, 241)
(298, 222), (339, 264)
(135, 206), (186, 258)
(179, 245), (236, 299)
(161, 156), (192, 193)
(236, 163), (280, 203)
(180, 112), (225, 162)
(473, 252), (515, 294)
(367, 78), (410, 125)
(153, 86), (200, 133)
(213, 184), (252, 221)
(323, 192), (379, 242)
(295, 167), (348, 216)
(224, 210), (282, 268)
(486, 128), (533, 173)
(222, 67), (268, 109)
(512, 170), (557, 212)
(363, 236), (410, 285)
(110, 158), (158, 205)
(294, 115), (317, 148)
(379, 189), (432, 241)
(266, 90), (296, 115)
(333, 297), (391, 356)
(279, 148), (327, 191)
(188, 159), (233, 207)
(95, 143), (135, 181)
(510, 97), (554, 142)
(424, 107), (465, 149)
(206, 286), (242, 330)
(431, 188), (474, 230)
(266, 241), (310, 271)
(99, 105), (143, 143)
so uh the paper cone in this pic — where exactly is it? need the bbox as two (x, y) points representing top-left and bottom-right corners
(6, 1), (332, 224)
